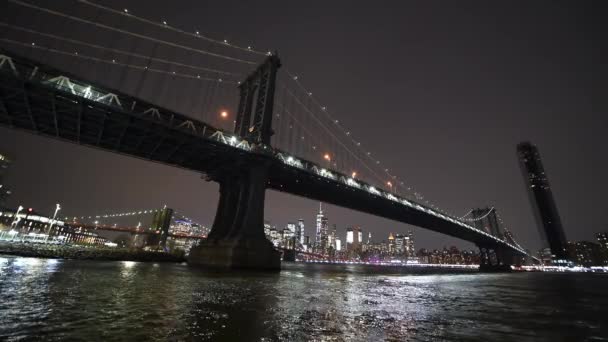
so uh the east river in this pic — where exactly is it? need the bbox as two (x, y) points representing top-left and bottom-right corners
(0, 256), (606, 341)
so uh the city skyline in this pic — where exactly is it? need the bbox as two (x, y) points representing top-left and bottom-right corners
(0, 0), (605, 254)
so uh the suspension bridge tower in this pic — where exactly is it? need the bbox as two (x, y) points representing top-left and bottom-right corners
(188, 54), (282, 270)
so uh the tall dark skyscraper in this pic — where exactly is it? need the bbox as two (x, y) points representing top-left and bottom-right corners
(0, 152), (12, 207)
(517, 142), (568, 261)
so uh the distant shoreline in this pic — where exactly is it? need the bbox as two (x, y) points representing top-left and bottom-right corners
(0, 241), (185, 263)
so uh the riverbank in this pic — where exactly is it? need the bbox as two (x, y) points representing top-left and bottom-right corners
(0, 241), (185, 262)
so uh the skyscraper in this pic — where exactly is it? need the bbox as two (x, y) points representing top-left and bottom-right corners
(0, 152), (12, 207)
(297, 219), (305, 246)
(315, 203), (328, 253)
(517, 142), (568, 262)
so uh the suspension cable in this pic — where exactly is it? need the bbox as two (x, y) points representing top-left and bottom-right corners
(6, 0), (258, 65)
(281, 85), (391, 187)
(0, 22), (242, 77)
(76, 0), (269, 56)
(0, 38), (236, 84)
(283, 67), (437, 207)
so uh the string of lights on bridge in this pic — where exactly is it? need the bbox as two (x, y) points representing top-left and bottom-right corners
(65, 208), (204, 228)
(64, 208), (161, 221)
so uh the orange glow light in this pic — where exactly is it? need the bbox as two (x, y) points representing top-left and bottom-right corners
(220, 110), (228, 118)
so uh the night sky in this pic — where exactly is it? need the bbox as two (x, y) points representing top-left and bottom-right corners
(1, 0), (606, 252)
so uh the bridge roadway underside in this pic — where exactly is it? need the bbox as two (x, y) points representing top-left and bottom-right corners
(0, 53), (521, 270)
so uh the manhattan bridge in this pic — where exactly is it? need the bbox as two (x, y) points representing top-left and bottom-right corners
(0, 0), (532, 270)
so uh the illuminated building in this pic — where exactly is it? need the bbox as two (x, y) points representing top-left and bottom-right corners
(388, 232), (395, 253)
(335, 238), (342, 251)
(297, 219), (305, 246)
(346, 228), (354, 244)
(0, 152), (12, 207)
(315, 203), (328, 253)
(406, 231), (415, 257)
(567, 241), (603, 267)
(0, 209), (108, 246)
(596, 232), (608, 265)
(394, 234), (405, 253)
(517, 142), (568, 263)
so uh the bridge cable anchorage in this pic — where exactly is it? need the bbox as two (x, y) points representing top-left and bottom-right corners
(0, 38), (238, 85)
(75, 0), (269, 57)
(0, 23), (242, 77)
(281, 68), (450, 214)
(6, 0), (258, 65)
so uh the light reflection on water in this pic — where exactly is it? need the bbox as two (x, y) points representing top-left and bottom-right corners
(0, 256), (607, 341)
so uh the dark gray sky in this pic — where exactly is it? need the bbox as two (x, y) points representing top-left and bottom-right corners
(1, 0), (606, 252)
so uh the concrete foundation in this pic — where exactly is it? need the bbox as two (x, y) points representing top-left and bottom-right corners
(188, 238), (280, 270)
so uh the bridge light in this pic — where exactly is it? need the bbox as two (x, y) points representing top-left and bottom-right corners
(220, 110), (228, 118)
(123, 8), (128, 13)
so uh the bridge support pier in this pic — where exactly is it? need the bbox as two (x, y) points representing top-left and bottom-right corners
(282, 249), (297, 262)
(188, 162), (280, 270)
(478, 245), (514, 272)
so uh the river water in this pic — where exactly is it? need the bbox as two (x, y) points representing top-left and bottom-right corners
(0, 256), (606, 341)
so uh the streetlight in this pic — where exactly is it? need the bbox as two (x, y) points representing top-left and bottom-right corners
(220, 110), (228, 118)
(387, 181), (393, 193)
(45, 204), (61, 243)
(351, 171), (357, 179)
(10, 205), (23, 228)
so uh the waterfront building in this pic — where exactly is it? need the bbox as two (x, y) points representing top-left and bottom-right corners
(567, 241), (603, 267)
(335, 237), (342, 251)
(517, 142), (568, 263)
(0, 152), (12, 207)
(597, 232), (608, 265)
